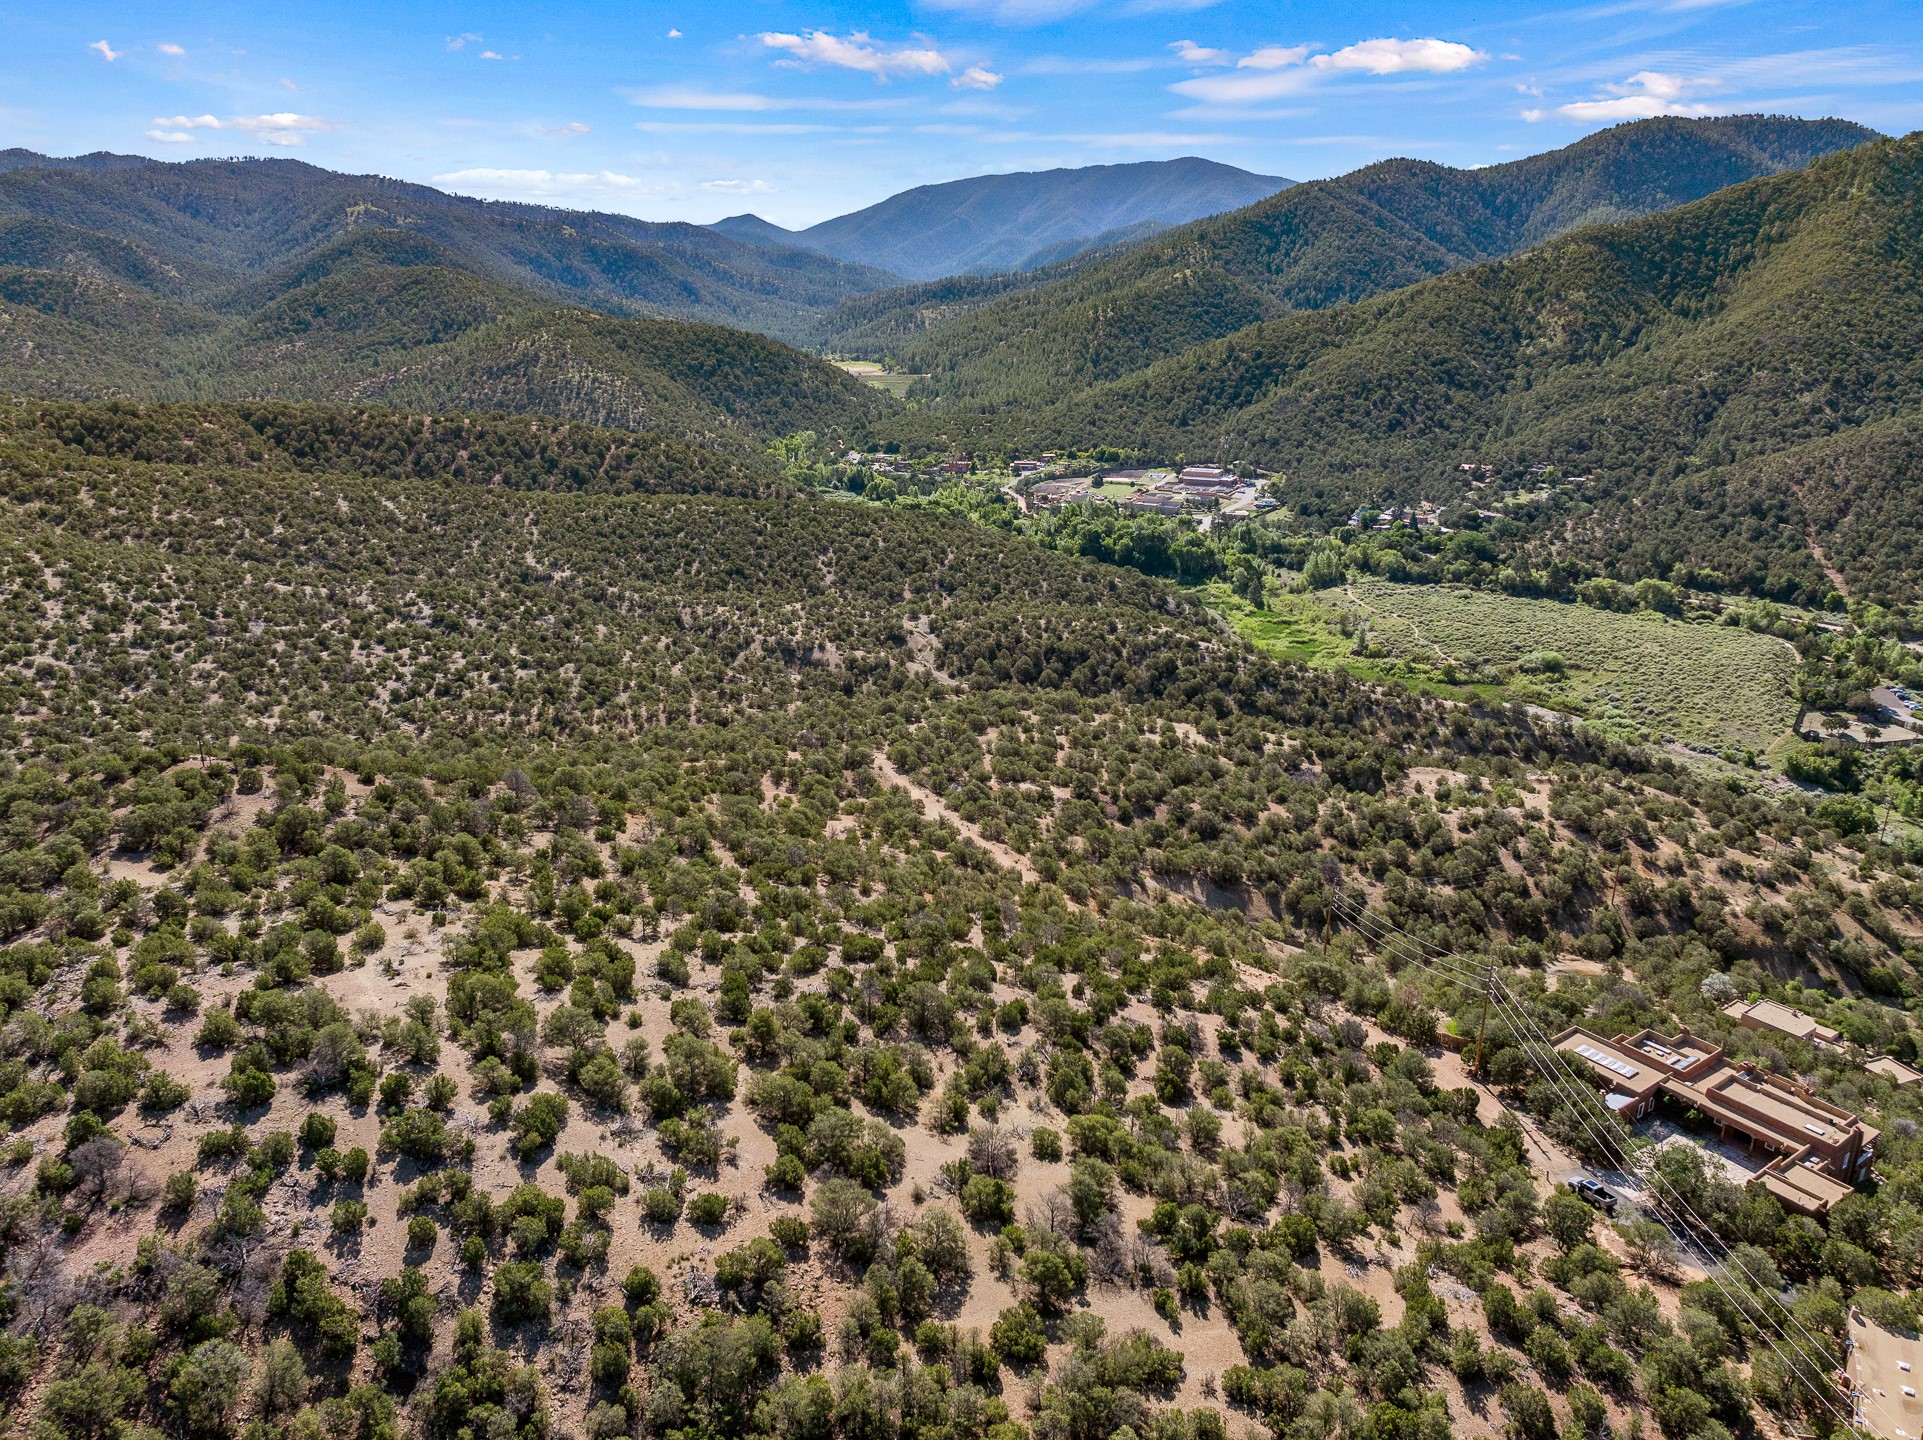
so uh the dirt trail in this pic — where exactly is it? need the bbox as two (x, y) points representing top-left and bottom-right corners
(871, 753), (1041, 885)
(1809, 532), (1851, 599)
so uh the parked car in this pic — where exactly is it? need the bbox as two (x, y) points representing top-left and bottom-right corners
(1570, 1177), (1618, 1213)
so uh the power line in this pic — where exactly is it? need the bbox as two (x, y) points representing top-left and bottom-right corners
(1332, 889), (1861, 1398)
(1327, 890), (1865, 1432)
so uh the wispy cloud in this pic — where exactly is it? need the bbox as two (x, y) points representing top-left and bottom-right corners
(157, 42), (185, 57)
(1022, 55), (1157, 75)
(445, 33), (483, 51)
(90, 40), (120, 62)
(954, 66), (1003, 90)
(625, 86), (903, 113)
(633, 120), (860, 135)
(1168, 40), (1231, 66)
(628, 87), (782, 111)
(983, 129), (1245, 147)
(149, 112), (334, 146)
(758, 30), (955, 81)
(923, 0), (1222, 22)
(919, 0), (1097, 21)
(535, 122), (591, 136)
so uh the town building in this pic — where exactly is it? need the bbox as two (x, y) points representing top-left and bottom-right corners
(1010, 460), (1044, 475)
(1554, 1024), (1877, 1214)
(1722, 998), (1844, 1050)
(1124, 493), (1183, 518)
(1029, 478), (1090, 509)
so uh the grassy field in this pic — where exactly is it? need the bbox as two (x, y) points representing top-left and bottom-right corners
(1203, 578), (1801, 753)
(832, 359), (921, 397)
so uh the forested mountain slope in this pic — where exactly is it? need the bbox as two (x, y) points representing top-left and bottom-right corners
(869, 115), (1876, 411)
(713, 157), (1290, 281)
(3, 399), (1923, 1440)
(0, 151), (896, 340)
(919, 131), (1923, 605)
(0, 222), (889, 458)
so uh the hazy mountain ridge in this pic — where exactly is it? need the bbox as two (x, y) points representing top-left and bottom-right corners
(713, 156), (1291, 281)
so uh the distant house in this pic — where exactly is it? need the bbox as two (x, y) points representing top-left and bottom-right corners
(1866, 1056), (1923, 1087)
(1723, 998), (1844, 1050)
(1124, 493), (1183, 518)
(938, 459), (971, 474)
(1010, 460), (1043, 475)
(1179, 465), (1232, 483)
(1555, 1023), (1876, 1213)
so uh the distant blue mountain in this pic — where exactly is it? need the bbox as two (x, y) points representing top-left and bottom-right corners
(711, 156), (1291, 282)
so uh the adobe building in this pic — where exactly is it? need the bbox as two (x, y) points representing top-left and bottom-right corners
(1868, 1056), (1923, 1087)
(1554, 1024), (1876, 1215)
(1722, 998), (1843, 1050)
(1848, 1309), (1923, 1440)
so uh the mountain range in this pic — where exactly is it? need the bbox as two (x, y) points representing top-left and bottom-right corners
(710, 156), (1291, 281)
(0, 115), (1897, 523)
(849, 114), (1879, 413)
(0, 154), (895, 457)
(897, 128), (1923, 607)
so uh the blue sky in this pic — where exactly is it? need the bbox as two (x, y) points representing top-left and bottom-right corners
(5, 1), (1919, 228)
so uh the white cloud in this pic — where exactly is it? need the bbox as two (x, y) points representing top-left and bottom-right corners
(1548, 70), (1719, 121)
(666, 28), (683, 38)
(1312, 38), (1485, 75)
(758, 30), (954, 81)
(151, 112), (333, 146)
(1168, 40), (1231, 66)
(90, 40), (120, 62)
(953, 66), (1003, 90)
(280, 77), (299, 90)
(146, 130), (194, 144)
(157, 43), (185, 57)
(535, 122), (591, 136)
(1243, 45), (1313, 71)
(698, 177), (775, 193)
(480, 50), (505, 60)
(1170, 35), (1484, 104)
(446, 33), (482, 51)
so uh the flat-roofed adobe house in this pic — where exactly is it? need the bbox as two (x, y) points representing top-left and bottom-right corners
(1848, 1308), (1923, 1440)
(1868, 1056), (1923, 1087)
(1554, 1024), (1876, 1215)
(1722, 998), (1843, 1050)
